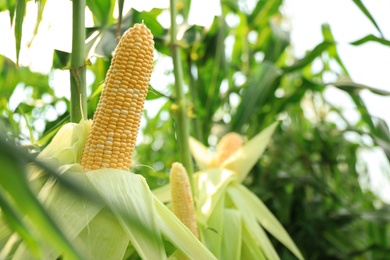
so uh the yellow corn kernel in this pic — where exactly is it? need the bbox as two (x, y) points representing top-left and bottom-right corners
(170, 162), (199, 238)
(215, 132), (244, 166)
(80, 23), (154, 171)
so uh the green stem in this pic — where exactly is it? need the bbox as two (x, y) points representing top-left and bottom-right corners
(170, 0), (194, 185)
(70, 0), (87, 123)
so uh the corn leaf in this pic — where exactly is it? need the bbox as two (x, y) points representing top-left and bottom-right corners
(75, 208), (129, 260)
(86, 169), (166, 260)
(189, 137), (215, 170)
(14, 0), (25, 64)
(221, 122), (279, 182)
(199, 194), (225, 259)
(220, 209), (242, 260)
(37, 120), (92, 165)
(235, 184), (304, 259)
(194, 169), (236, 223)
(241, 224), (266, 260)
(154, 198), (217, 259)
(152, 183), (171, 203)
(227, 185), (279, 260)
(0, 144), (81, 259)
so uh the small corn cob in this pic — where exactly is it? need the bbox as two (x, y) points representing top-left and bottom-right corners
(80, 23), (154, 171)
(215, 132), (244, 166)
(170, 162), (199, 238)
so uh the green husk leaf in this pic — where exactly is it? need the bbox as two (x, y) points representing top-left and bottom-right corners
(152, 183), (171, 203)
(227, 185), (279, 260)
(241, 224), (266, 260)
(220, 209), (242, 260)
(86, 169), (166, 260)
(13, 164), (101, 259)
(236, 184), (304, 259)
(189, 137), (215, 170)
(75, 208), (129, 260)
(154, 198), (217, 259)
(221, 122), (278, 182)
(199, 194), (225, 259)
(194, 169), (236, 223)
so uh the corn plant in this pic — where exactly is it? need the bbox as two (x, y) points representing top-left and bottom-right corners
(1, 0), (390, 259)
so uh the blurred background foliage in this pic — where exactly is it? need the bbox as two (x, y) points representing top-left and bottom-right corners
(1, 0), (390, 259)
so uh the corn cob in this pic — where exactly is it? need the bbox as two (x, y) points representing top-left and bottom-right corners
(80, 23), (154, 171)
(215, 132), (244, 166)
(170, 162), (199, 238)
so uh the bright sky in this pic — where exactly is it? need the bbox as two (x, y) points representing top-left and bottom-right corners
(1, 0), (389, 201)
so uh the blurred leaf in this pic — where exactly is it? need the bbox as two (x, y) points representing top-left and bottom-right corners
(31, 0), (47, 39)
(351, 34), (390, 47)
(14, 0), (25, 64)
(248, 0), (282, 29)
(234, 184), (304, 259)
(352, 0), (384, 37)
(147, 85), (168, 100)
(178, 25), (201, 48)
(220, 209), (242, 260)
(0, 189), (39, 257)
(231, 62), (280, 131)
(331, 79), (390, 96)
(37, 112), (70, 147)
(52, 49), (71, 69)
(282, 41), (333, 72)
(321, 24), (349, 74)
(86, 0), (113, 26)
(0, 138), (81, 259)
(264, 21), (289, 62)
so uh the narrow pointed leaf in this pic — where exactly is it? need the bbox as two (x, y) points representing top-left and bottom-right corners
(221, 122), (279, 182)
(189, 137), (215, 170)
(236, 184), (304, 259)
(227, 185), (280, 260)
(14, 0), (25, 64)
(352, 0), (384, 37)
(350, 34), (390, 47)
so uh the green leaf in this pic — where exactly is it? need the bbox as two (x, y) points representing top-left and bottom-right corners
(86, 0), (113, 26)
(75, 208), (129, 259)
(154, 198), (217, 259)
(227, 185), (279, 260)
(352, 0), (384, 37)
(282, 41), (333, 73)
(231, 62), (281, 130)
(0, 139), (82, 259)
(189, 136), (215, 171)
(195, 169), (237, 223)
(14, 164), (102, 259)
(147, 85), (168, 100)
(52, 49), (71, 69)
(14, 0), (25, 64)
(235, 184), (304, 260)
(199, 194), (225, 259)
(221, 121), (279, 182)
(152, 183), (171, 203)
(331, 79), (390, 96)
(350, 34), (390, 47)
(220, 209), (242, 260)
(86, 170), (166, 260)
(0, 189), (39, 257)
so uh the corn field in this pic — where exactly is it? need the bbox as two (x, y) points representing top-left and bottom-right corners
(1, 0), (390, 259)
